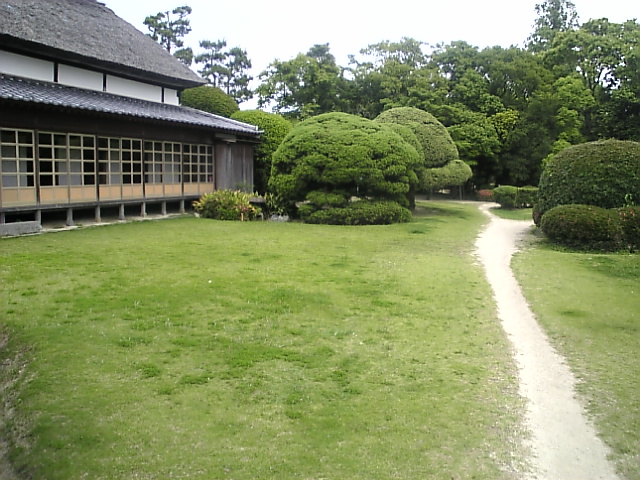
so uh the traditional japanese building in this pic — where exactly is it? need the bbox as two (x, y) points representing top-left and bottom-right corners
(0, 0), (260, 224)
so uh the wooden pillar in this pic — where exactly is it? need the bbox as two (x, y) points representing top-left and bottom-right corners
(140, 202), (147, 217)
(179, 199), (185, 214)
(95, 206), (101, 223)
(161, 201), (167, 216)
(66, 208), (74, 226)
(35, 210), (42, 224)
(119, 204), (125, 221)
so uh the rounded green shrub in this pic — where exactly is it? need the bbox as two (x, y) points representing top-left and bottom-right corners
(193, 190), (261, 221)
(181, 85), (239, 117)
(299, 200), (412, 225)
(537, 140), (640, 217)
(269, 112), (421, 223)
(374, 107), (459, 169)
(231, 110), (292, 194)
(540, 204), (623, 251)
(617, 206), (640, 252)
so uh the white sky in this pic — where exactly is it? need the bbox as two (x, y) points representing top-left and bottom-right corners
(102, 0), (638, 108)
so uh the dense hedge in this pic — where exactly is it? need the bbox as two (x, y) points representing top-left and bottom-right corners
(298, 200), (412, 225)
(537, 140), (640, 217)
(181, 85), (239, 118)
(540, 204), (623, 251)
(617, 206), (640, 252)
(375, 107), (459, 169)
(492, 185), (538, 209)
(231, 110), (291, 194)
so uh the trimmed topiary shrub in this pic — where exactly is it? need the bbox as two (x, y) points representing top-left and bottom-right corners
(422, 159), (472, 191)
(617, 206), (640, 252)
(540, 204), (623, 251)
(193, 189), (261, 221)
(181, 85), (239, 118)
(537, 139), (640, 217)
(298, 200), (412, 225)
(269, 112), (421, 223)
(374, 107), (459, 169)
(231, 110), (292, 194)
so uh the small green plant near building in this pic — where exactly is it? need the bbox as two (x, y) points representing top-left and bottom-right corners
(193, 189), (261, 220)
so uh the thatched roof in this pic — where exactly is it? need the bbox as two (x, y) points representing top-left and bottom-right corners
(0, 0), (205, 89)
(0, 74), (260, 136)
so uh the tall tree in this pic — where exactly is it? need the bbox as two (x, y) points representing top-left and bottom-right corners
(256, 44), (344, 119)
(224, 47), (253, 104)
(527, 0), (579, 53)
(195, 40), (228, 87)
(144, 5), (193, 65)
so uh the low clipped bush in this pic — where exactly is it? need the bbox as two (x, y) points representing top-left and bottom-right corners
(193, 189), (261, 221)
(492, 186), (518, 208)
(181, 85), (239, 118)
(537, 139), (640, 217)
(617, 206), (640, 252)
(540, 204), (623, 251)
(299, 200), (412, 225)
(493, 185), (538, 209)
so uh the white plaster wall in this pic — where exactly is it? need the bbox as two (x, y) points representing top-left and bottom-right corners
(0, 50), (54, 81)
(58, 64), (103, 91)
(164, 88), (179, 105)
(106, 75), (162, 102)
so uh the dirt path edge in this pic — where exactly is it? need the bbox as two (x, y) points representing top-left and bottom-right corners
(474, 204), (620, 480)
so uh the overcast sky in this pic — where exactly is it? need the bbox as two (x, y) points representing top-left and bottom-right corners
(102, 0), (638, 107)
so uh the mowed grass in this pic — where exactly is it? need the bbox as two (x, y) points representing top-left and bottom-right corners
(489, 207), (534, 222)
(0, 202), (525, 480)
(513, 244), (640, 480)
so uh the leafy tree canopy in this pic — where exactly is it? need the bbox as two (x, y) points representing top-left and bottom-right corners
(144, 5), (193, 65)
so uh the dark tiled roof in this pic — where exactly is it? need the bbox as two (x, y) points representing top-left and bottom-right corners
(0, 74), (261, 136)
(0, 0), (204, 88)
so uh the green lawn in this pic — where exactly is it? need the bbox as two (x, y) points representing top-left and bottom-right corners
(0, 202), (525, 480)
(489, 206), (533, 222)
(513, 242), (640, 480)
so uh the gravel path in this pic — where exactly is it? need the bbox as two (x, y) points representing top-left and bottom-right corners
(474, 204), (621, 480)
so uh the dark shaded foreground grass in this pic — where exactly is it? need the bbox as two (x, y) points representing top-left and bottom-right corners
(0, 202), (526, 479)
(513, 241), (640, 480)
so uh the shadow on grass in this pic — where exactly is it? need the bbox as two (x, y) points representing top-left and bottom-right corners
(412, 202), (474, 221)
